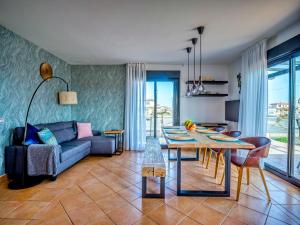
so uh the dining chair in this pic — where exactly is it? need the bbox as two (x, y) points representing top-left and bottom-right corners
(212, 127), (225, 132)
(208, 131), (241, 177)
(202, 126), (226, 167)
(220, 137), (271, 201)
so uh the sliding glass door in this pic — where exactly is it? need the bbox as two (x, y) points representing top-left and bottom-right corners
(266, 60), (289, 173)
(292, 56), (300, 180)
(265, 54), (300, 186)
(145, 71), (180, 138)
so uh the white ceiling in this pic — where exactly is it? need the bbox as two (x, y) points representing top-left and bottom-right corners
(1, 0), (300, 65)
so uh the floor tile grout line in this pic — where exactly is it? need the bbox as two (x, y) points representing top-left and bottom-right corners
(58, 200), (75, 225)
(76, 182), (117, 216)
(219, 200), (238, 225)
(75, 170), (123, 224)
(84, 169), (147, 214)
(251, 178), (300, 212)
(267, 214), (298, 225)
(88, 169), (130, 194)
(263, 202), (273, 225)
(248, 185), (300, 222)
(268, 203), (300, 222)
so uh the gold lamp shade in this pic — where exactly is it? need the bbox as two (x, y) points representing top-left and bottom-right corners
(58, 91), (78, 105)
(40, 63), (53, 80)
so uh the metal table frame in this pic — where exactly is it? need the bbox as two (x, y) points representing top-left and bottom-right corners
(176, 148), (231, 197)
(168, 148), (199, 161)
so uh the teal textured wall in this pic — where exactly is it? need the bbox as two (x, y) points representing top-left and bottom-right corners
(0, 25), (72, 175)
(71, 65), (126, 132)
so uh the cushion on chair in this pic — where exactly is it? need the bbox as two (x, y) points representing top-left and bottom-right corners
(38, 128), (59, 145)
(77, 122), (93, 139)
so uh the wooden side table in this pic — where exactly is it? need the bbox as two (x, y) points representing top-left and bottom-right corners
(103, 130), (125, 155)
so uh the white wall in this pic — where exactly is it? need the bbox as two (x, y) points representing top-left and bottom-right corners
(226, 58), (242, 130)
(146, 64), (229, 124)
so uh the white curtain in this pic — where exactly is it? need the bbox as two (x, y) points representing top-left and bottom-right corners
(124, 63), (146, 150)
(238, 40), (268, 137)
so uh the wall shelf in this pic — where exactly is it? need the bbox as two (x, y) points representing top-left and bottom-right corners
(189, 93), (228, 97)
(185, 80), (228, 85)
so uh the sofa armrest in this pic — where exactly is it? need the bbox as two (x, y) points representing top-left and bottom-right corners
(92, 130), (101, 136)
(5, 145), (27, 179)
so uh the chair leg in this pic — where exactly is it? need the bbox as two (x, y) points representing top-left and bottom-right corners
(220, 169), (225, 185)
(205, 149), (212, 169)
(220, 153), (225, 164)
(236, 167), (243, 201)
(202, 148), (207, 165)
(246, 167), (250, 185)
(258, 167), (271, 202)
(214, 153), (221, 178)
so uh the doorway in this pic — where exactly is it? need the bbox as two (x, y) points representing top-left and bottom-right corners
(145, 71), (180, 138)
(265, 54), (300, 187)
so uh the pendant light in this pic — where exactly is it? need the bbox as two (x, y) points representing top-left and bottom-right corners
(191, 38), (198, 95)
(185, 47), (192, 97)
(197, 26), (205, 94)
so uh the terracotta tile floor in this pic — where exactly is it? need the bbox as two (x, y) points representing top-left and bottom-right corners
(0, 149), (300, 225)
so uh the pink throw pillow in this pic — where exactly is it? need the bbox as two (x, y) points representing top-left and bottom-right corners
(77, 122), (93, 139)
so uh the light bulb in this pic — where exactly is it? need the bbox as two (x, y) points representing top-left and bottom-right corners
(198, 83), (205, 93)
(185, 86), (192, 97)
(191, 84), (198, 95)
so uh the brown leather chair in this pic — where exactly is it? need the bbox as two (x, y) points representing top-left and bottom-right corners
(202, 127), (226, 167)
(221, 137), (271, 201)
(212, 127), (225, 132)
(209, 131), (241, 178)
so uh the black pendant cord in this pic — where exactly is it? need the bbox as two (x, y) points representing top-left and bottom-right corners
(188, 49), (190, 89)
(193, 44), (196, 86)
(23, 76), (69, 143)
(199, 34), (202, 84)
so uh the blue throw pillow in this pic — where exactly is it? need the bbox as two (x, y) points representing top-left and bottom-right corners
(38, 128), (58, 145)
(24, 123), (41, 145)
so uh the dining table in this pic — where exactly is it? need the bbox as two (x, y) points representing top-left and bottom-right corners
(162, 126), (255, 197)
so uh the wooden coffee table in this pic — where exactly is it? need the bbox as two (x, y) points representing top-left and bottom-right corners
(103, 130), (125, 155)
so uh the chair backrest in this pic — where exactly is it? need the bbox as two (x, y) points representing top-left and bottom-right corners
(223, 131), (241, 138)
(212, 127), (225, 132)
(239, 137), (271, 167)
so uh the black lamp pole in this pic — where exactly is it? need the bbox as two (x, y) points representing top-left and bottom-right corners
(23, 76), (69, 144)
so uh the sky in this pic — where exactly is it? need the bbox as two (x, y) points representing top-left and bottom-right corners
(268, 66), (300, 105)
(146, 81), (174, 108)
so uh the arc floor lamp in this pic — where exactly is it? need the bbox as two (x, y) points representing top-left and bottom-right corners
(23, 62), (77, 143)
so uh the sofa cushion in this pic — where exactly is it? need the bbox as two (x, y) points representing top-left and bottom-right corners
(38, 128), (59, 145)
(36, 121), (76, 144)
(79, 136), (115, 155)
(77, 122), (93, 139)
(60, 140), (91, 162)
(24, 123), (41, 145)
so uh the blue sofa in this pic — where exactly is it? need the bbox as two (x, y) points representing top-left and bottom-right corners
(9, 121), (115, 178)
